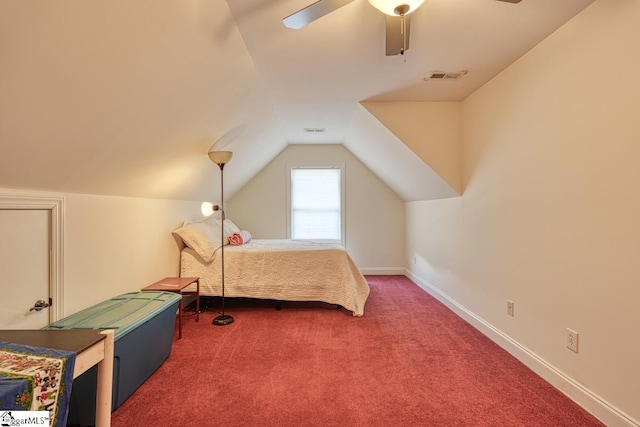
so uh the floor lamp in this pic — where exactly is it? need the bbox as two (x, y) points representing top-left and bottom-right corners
(208, 150), (234, 326)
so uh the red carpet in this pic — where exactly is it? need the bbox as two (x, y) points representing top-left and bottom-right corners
(111, 275), (604, 426)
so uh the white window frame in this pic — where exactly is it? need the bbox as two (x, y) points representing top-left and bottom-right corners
(286, 162), (346, 244)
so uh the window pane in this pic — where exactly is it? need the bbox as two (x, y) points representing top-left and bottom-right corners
(291, 168), (341, 240)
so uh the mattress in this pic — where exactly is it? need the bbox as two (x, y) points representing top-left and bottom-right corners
(180, 239), (370, 316)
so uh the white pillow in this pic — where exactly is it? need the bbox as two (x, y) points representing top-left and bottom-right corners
(172, 219), (223, 262)
(204, 216), (239, 242)
(223, 218), (241, 235)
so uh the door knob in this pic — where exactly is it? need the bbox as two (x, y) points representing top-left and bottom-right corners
(29, 299), (50, 312)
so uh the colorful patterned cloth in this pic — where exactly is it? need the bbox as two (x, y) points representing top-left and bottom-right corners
(0, 341), (75, 427)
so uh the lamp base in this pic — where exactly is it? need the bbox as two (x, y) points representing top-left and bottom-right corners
(212, 314), (234, 326)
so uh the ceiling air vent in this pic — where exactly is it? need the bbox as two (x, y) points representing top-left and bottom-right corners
(424, 70), (468, 81)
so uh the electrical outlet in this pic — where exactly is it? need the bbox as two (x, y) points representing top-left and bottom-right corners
(566, 328), (579, 353)
(507, 300), (514, 317)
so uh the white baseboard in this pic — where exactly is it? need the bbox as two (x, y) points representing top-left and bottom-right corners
(360, 267), (405, 275)
(405, 269), (639, 427)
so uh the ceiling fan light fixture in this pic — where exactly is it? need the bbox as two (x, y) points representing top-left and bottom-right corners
(368, 0), (425, 16)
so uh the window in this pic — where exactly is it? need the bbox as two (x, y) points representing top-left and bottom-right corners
(287, 163), (345, 242)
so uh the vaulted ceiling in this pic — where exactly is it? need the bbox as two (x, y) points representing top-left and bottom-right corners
(0, 0), (593, 202)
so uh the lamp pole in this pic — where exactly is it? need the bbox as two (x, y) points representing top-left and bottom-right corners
(209, 151), (234, 326)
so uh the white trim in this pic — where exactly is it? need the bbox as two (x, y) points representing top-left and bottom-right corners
(286, 162), (346, 244)
(405, 268), (639, 427)
(0, 192), (64, 323)
(360, 267), (405, 275)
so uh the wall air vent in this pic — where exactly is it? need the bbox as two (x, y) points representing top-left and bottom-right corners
(424, 70), (468, 81)
(304, 128), (326, 133)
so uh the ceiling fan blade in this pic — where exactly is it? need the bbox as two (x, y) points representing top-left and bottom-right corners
(385, 15), (411, 56)
(283, 0), (355, 29)
(495, 0), (522, 3)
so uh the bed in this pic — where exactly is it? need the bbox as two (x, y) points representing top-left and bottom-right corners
(173, 218), (370, 316)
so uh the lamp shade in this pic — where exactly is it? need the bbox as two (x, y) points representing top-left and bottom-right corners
(208, 150), (233, 165)
(201, 201), (218, 217)
(368, 0), (425, 15)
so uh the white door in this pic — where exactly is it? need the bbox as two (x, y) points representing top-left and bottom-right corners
(0, 209), (51, 329)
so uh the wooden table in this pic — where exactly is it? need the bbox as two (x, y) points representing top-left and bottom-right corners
(0, 329), (114, 427)
(142, 277), (199, 339)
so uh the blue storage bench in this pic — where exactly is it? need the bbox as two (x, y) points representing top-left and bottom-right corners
(43, 291), (181, 426)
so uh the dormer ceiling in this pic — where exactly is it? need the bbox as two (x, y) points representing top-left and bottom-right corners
(0, 1), (594, 202)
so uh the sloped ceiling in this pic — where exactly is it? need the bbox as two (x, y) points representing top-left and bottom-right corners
(0, 0), (594, 203)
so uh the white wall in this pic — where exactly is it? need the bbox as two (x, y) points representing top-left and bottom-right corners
(63, 193), (205, 314)
(227, 144), (405, 274)
(0, 188), (202, 316)
(361, 101), (463, 194)
(406, 1), (640, 425)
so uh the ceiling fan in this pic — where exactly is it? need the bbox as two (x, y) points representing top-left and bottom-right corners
(283, 0), (522, 56)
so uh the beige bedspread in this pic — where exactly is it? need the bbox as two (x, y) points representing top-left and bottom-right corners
(180, 239), (370, 316)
